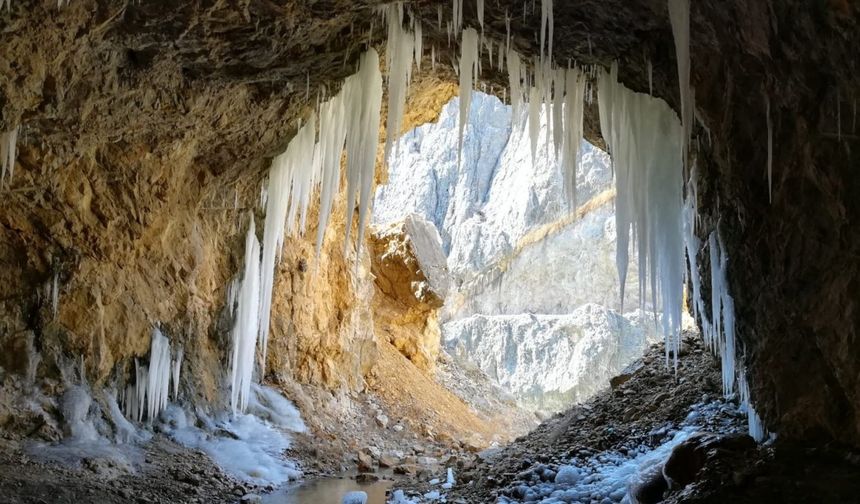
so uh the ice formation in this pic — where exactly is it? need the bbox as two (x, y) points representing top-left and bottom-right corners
(540, 0), (553, 63)
(146, 328), (172, 423)
(597, 63), (685, 369)
(383, 3), (416, 164)
(1, 125), (19, 183)
(120, 328), (179, 423)
(477, 0), (484, 31)
(171, 347), (183, 400)
(562, 67), (586, 207)
(457, 28), (480, 164)
(766, 94), (773, 203)
(507, 50), (523, 120)
(668, 0), (692, 165)
(452, 0), (463, 32)
(230, 215), (262, 414)
(259, 118), (316, 368)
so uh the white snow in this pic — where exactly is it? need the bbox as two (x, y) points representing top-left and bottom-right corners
(554, 465), (581, 485)
(166, 402), (303, 486)
(443, 305), (663, 412)
(342, 491), (368, 504)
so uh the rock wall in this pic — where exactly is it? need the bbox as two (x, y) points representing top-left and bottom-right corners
(444, 305), (663, 412)
(369, 214), (450, 372)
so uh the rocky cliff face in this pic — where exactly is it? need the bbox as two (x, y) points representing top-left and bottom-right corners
(375, 93), (658, 412)
(1, 0), (859, 450)
(369, 214), (450, 372)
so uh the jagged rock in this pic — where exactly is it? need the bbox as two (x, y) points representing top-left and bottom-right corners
(378, 454), (399, 468)
(375, 414), (389, 428)
(370, 214), (450, 371)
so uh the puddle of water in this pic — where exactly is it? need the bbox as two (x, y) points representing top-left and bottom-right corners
(263, 475), (394, 504)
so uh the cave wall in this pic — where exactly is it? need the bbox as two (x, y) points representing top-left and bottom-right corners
(1, 0), (860, 446)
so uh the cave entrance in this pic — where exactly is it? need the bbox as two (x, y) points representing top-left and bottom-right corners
(370, 89), (668, 420)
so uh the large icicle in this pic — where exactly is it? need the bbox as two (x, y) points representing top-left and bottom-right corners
(540, 0), (554, 63)
(145, 328), (172, 422)
(343, 49), (384, 254)
(383, 3), (415, 165)
(561, 67), (586, 207)
(230, 215), (261, 415)
(259, 118), (316, 367)
(457, 28), (480, 165)
(507, 50), (523, 123)
(668, 0), (692, 166)
(597, 63), (685, 370)
(171, 347), (183, 400)
(315, 90), (349, 255)
(1, 125), (19, 183)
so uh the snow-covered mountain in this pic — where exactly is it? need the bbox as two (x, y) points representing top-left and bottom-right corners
(374, 92), (658, 413)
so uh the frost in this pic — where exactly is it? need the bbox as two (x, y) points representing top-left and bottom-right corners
(230, 215), (261, 414)
(1, 125), (19, 183)
(457, 28), (480, 165)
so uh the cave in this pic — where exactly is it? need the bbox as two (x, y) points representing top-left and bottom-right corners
(2, 1), (860, 503)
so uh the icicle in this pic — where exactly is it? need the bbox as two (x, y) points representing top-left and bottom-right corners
(343, 49), (384, 255)
(598, 63), (685, 370)
(487, 40), (493, 70)
(528, 86), (541, 163)
(230, 215), (261, 415)
(668, 0), (692, 167)
(561, 67), (586, 208)
(505, 12), (511, 55)
(766, 94), (773, 204)
(145, 328), (172, 422)
(431, 45), (436, 70)
(647, 59), (653, 96)
(51, 272), (59, 320)
(507, 50), (523, 123)
(452, 0), (462, 32)
(457, 28), (480, 165)
(171, 348), (183, 400)
(540, 0), (553, 63)
(383, 3), (415, 164)
(0, 125), (19, 183)
(437, 5), (443, 29)
(552, 67), (565, 157)
(414, 21), (423, 71)
(477, 0), (484, 31)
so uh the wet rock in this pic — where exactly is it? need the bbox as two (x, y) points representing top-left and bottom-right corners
(357, 451), (375, 472)
(629, 464), (668, 504)
(378, 454), (399, 468)
(240, 494), (262, 503)
(355, 473), (379, 483)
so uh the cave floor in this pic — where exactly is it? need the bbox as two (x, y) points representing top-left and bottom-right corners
(397, 337), (860, 503)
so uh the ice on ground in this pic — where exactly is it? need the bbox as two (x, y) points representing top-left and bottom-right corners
(343, 490), (369, 504)
(165, 385), (305, 486)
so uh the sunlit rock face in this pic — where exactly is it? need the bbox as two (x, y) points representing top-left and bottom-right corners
(373, 92), (613, 285)
(444, 305), (662, 412)
(376, 93), (656, 412)
(369, 214), (451, 372)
